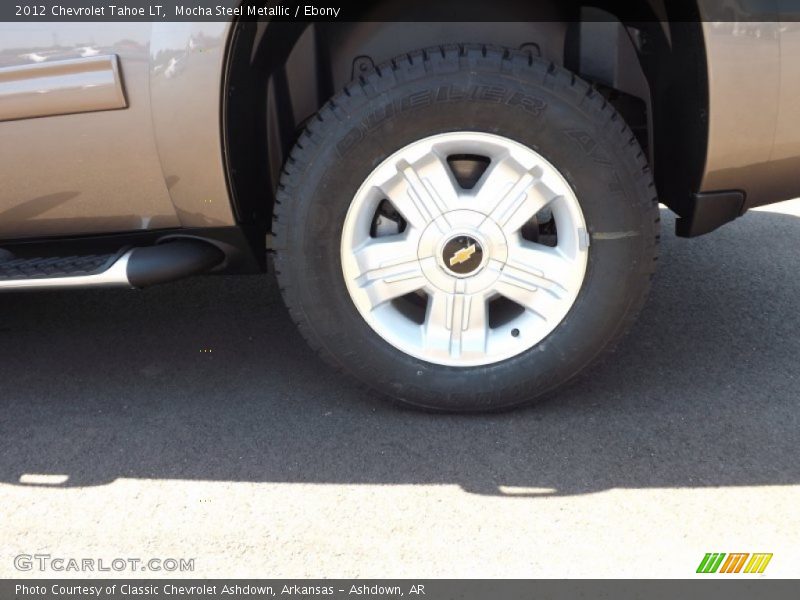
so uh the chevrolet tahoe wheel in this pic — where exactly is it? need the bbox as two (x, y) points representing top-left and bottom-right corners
(273, 45), (659, 411)
(340, 131), (589, 367)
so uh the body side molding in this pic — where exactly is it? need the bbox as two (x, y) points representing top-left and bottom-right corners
(0, 55), (127, 122)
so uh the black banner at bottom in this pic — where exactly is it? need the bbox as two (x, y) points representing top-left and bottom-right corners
(2, 580), (799, 600)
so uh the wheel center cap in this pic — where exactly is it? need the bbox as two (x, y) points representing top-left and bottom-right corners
(442, 235), (484, 276)
(418, 210), (506, 291)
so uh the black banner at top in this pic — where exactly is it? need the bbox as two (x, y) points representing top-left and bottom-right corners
(0, 0), (793, 23)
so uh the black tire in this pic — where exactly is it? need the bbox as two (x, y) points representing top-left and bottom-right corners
(273, 44), (659, 412)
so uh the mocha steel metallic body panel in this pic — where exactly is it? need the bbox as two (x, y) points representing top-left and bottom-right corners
(149, 22), (236, 229)
(699, 20), (780, 201)
(0, 22), (235, 240)
(697, 0), (800, 208)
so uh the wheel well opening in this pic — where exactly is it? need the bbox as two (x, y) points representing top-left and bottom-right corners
(223, 0), (707, 237)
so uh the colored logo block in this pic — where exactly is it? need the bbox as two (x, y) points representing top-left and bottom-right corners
(697, 553), (772, 574)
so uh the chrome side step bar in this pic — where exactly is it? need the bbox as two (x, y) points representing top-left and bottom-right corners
(0, 250), (134, 290)
(0, 240), (225, 291)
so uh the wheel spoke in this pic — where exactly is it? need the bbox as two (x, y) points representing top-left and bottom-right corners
(476, 158), (557, 234)
(382, 155), (459, 232)
(506, 241), (576, 290)
(351, 235), (426, 309)
(423, 290), (489, 359)
(494, 242), (576, 322)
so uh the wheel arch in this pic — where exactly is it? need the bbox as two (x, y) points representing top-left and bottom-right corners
(222, 0), (709, 233)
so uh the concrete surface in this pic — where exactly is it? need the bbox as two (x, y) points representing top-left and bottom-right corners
(0, 204), (798, 578)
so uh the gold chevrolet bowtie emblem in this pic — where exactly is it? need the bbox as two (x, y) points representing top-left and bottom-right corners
(449, 243), (477, 266)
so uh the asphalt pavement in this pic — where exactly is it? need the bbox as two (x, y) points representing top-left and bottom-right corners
(1, 204), (798, 578)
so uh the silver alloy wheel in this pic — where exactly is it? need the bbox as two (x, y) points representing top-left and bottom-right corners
(340, 132), (589, 367)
